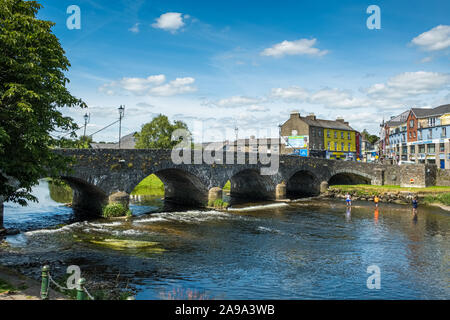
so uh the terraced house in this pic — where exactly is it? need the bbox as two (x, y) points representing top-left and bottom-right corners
(382, 104), (450, 168)
(280, 111), (360, 160)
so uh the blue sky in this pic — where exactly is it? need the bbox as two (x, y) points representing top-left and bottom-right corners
(39, 0), (450, 142)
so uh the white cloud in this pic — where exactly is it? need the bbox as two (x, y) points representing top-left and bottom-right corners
(261, 38), (328, 58)
(420, 56), (433, 63)
(411, 25), (450, 51)
(246, 105), (269, 112)
(152, 12), (185, 33)
(365, 71), (450, 99)
(99, 75), (196, 97)
(129, 23), (140, 33)
(149, 77), (197, 96)
(214, 96), (263, 108)
(271, 86), (309, 101)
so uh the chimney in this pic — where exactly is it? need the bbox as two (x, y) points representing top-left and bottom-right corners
(306, 113), (316, 120)
(290, 110), (300, 119)
(336, 117), (345, 123)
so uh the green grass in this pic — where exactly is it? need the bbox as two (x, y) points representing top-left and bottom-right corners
(329, 184), (450, 194)
(131, 174), (164, 196)
(223, 180), (231, 191)
(423, 193), (450, 206)
(0, 278), (16, 293)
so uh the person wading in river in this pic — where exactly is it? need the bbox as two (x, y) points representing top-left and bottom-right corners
(412, 197), (418, 217)
(374, 195), (380, 208)
(345, 193), (352, 207)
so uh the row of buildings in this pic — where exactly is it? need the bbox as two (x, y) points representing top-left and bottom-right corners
(92, 111), (376, 162)
(225, 111), (370, 161)
(380, 104), (450, 168)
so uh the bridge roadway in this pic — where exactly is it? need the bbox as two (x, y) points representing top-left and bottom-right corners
(52, 149), (435, 215)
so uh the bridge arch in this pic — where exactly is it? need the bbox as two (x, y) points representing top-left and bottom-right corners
(61, 176), (108, 215)
(286, 170), (320, 198)
(131, 168), (209, 207)
(328, 169), (373, 186)
(228, 169), (276, 202)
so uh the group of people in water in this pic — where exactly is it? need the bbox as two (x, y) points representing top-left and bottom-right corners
(345, 192), (419, 218)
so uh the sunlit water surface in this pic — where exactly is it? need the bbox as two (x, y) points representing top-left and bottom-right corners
(1, 181), (449, 299)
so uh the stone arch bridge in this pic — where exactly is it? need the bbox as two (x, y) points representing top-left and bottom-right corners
(53, 149), (435, 215)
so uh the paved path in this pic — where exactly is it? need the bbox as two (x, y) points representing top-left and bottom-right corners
(0, 266), (67, 300)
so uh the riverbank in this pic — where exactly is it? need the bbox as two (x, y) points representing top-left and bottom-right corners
(327, 184), (450, 210)
(0, 264), (67, 300)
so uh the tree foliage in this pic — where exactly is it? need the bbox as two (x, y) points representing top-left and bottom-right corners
(135, 114), (191, 149)
(0, 0), (85, 204)
(361, 129), (379, 145)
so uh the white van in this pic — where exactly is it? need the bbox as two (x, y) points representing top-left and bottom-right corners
(398, 160), (416, 165)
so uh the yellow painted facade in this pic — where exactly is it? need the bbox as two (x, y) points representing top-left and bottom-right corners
(323, 129), (356, 158)
(440, 113), (450, 126)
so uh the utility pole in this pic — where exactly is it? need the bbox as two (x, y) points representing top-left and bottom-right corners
(118, 105), (125, 149)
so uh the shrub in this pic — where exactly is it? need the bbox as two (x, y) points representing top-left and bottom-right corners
(102, 203), (129, 218)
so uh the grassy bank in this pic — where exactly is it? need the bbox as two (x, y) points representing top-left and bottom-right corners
(423, 193), (450, 206)
(131, 174), (164, 196)
(329, 184), (450, 194)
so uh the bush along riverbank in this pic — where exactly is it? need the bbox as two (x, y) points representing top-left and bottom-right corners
(325, 185), (450, 206)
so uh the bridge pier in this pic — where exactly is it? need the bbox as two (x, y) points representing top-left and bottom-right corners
(0, 200), (4, 231)
(320, 181), (329, 193)
(275, 182), (286, 200)
(208, 187), (223, 204)
(108, 191), (130, 209)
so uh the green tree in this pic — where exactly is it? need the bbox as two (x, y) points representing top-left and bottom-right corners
(361, 129), (379, 145)
(55, 136), (92, 149)
(0, 0), (85, 205)
(135, 114), (191, 149)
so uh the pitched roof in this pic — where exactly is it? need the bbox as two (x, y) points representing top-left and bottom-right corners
(386, 110), (410, 126)
(301, 117), (355, 131)
(411, 104), (450, 118)
(90, 132), (137, 149)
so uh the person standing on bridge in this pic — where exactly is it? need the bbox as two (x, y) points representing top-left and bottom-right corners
(345, 193), (352, 207)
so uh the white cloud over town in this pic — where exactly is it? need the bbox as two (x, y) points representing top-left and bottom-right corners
(261, 38), (328, 57)
(152, 12), (186, 33)
(411, 25), (450, 51)
(99, 75), (197, 96)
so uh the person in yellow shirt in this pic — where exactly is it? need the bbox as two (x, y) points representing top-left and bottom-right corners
(374, 195), (380, 208)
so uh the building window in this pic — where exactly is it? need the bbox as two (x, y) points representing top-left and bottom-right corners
(334, 131), (337, 139)
(410, 120), (414, 128)
(442, 127), (446, 138)
(341, 132), (344, 139)
(327, 141), (330, 150)
(341, 142), (344, 150)
(334, 142), (337, 150)
(427, 144), (435, 154)
(428, 129), (432, 139)
(419, 145), (425, 153)
(312, 128), (315, 137)
(348, 132), (351, 140)
(440, 143), (445, 152)
(428, 117), (436, 127)
(413, 132), (416, 138)
(418, 131), (422, 140)
(319, 130), (322, 137)
(410, 145), (415, 154)
(348, 143), (351, 151)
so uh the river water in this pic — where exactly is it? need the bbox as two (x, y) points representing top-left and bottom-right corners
(1, 180), (449, 299)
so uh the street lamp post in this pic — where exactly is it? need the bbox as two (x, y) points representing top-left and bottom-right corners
(83, 113), (89, 137)
(118, 105), (125, 149)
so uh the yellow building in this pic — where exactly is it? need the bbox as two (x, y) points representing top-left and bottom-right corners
(323, 128), (357, 160)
